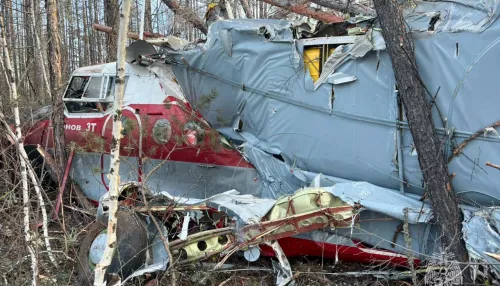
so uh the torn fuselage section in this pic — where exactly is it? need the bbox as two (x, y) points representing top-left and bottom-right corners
(96, 182), (425, 276)
(162, 0), (500, 281)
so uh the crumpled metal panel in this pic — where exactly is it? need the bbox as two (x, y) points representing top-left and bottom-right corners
(463, 207), (500, 277)
(150, 181), (440, 260)
(72, 153), (263, 202)
(404, 0), (500, 33)
(325, 182), (433, 223)
(166, 1), (500, 269)
(312, 31), (384, 90)
(157, 189), (277, 224)
(169, 6), (500, 205)
(143, 158), (263, 199)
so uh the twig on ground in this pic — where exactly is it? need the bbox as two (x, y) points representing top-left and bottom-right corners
(217, 274), (235, 286)
(63, 204), (96, 216)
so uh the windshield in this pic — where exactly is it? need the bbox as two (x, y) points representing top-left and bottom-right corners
(64, 76), (90, 99)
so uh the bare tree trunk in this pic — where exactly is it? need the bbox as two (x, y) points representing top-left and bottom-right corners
(47, 0), (67, 184)
(372, 0), (471, 282)
(145, 0), (153, 32)
(162, 0), (208, 35)
(259, 0), (344, 23)
(24, 0), (36, 99)
(82, 0), (92, 66)
(259, 0), (264, 18)
(87, 0), (95, 64)
(93, 1), (132, 284)
(57, 1), (68, 77)
(240, 0), (253, 18)
(68, 3), (75, 72)
(74, 0), (82, 67)
(133, 0), (138, 32)
(0, 43), (12, 98)
(93, 0), (103, 63)
(105, 0), (120, 62)
(30, 0), (51, 99)
(15, 1), (26, 96)
(5, 0), (19, 84)
(0, 15), (39, 286)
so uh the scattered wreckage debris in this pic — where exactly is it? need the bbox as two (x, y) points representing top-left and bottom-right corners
(74, 181), (500, 285)
(75, 183), (426, 285)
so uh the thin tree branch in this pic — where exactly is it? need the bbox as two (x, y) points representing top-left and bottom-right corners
(162, 0), (208, 35)
(486, 161), (500, 171)
(92, 23), (165, 40)
(448, 121), (500, 163)
(240, 0), (254, 18)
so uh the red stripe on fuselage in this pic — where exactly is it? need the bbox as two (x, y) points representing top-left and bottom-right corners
(23, 102), (254, 169)
(260, 237), (418, 268)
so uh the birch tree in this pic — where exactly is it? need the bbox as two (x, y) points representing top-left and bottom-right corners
(0, 15), (39, 286)
(93, 1), (132, 285)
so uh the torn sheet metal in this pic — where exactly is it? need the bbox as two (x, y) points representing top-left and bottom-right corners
(158, 0), (500, 277)
(168, 3), (500, 207)
(325, 182), (433, 223)
(463, 207), (500, 277)
(96, 180), (500, 278)
(327, 72), (357, 85)
(404, 0), (500, 33)
(156, 189), (277, 224)
(152, 178), (436, 260)
(150, 35), (190, 51)
(312, 29), (385, 90)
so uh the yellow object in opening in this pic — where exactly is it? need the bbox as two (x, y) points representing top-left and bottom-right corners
(329, 48), (336, 57)
(304, 47), (321, 82)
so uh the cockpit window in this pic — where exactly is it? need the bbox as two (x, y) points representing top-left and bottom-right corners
(84, 77), (102, 98)
(105, 77), (116, 99)
(63, 76), (125, 114)
(64, 76), (89, 99)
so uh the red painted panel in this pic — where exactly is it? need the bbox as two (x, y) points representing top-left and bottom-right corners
(23, 101), (254, 169)
(23, 120), (49, 146)
(260, 237), (419, 268)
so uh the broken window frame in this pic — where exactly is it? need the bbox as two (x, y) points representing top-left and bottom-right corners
(63, 75), (127, 116)
(300, 36), (359, 83)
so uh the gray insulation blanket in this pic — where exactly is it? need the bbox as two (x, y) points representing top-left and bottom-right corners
(164, 0), (500, 274)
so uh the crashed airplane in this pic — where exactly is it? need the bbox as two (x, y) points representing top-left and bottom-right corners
(22, 0), (500, 284)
